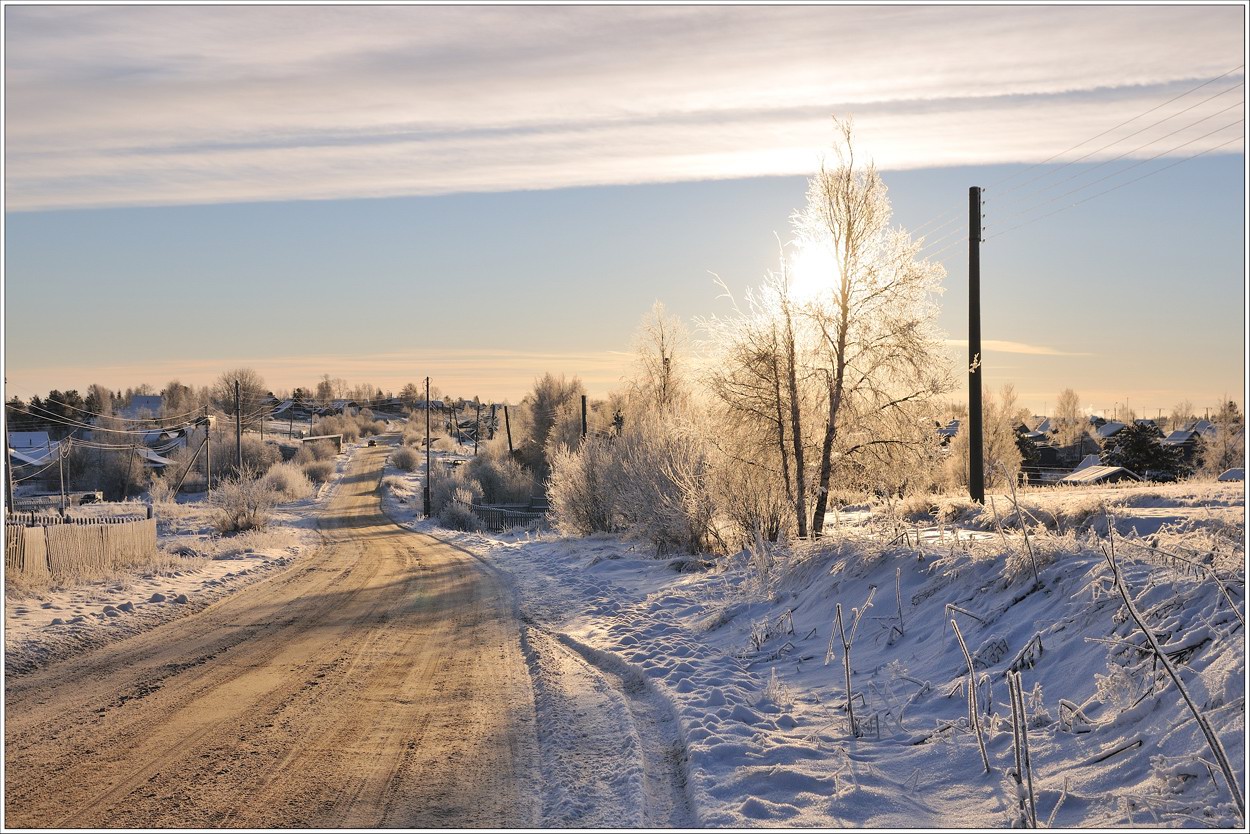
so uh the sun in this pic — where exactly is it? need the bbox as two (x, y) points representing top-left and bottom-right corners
(786, 241), (839, 303)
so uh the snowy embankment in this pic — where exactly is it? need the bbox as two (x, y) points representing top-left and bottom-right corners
(435, 481), (1245, 828)
(4, 443), (358, 676)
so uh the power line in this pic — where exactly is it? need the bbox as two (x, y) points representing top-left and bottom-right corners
(984, 64), (1245, 193)
(990, 110), (1245, 230)
(995, 83), (1240, 210)
(987, 130), (1244, 241)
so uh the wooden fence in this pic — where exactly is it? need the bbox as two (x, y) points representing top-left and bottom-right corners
(5, 515), (157, 584)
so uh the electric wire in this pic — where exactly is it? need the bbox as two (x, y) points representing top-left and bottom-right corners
(987, 131), (1245, 241)
(990, 106), (1244, 226)
(983, 64), (1245, 193)
(996, 78), (1244, 199)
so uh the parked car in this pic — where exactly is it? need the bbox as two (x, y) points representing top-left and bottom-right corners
(367, 439), (377, 447)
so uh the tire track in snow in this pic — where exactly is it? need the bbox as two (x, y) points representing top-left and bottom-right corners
(521, 622), (694, 828)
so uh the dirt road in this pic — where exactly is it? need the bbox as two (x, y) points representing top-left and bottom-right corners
(4, 443), (541, 828)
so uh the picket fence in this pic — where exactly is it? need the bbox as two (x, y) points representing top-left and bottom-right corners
(5, 514), (157, 583)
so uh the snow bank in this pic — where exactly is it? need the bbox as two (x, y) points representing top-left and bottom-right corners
(443, 480), (1245, 827)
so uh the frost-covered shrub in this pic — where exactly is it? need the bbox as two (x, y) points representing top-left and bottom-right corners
(437, 487), (483, 531)
(294, 439), (338, 464)
(896, 492), (940, 523)
(466, 441), (534, 504)
(711, 457), (790, 548)
(548, 436), (621, 535)
(210, 470), (278, 533)
(391, 446), (420, 472)
(206, 433), (281, 479)
(263, 462), (314, 501)
(302, 460), (335, 484)
(430, 464), (483, 514)
(432, 435), (459, 453)
(615, 413), (718, 555)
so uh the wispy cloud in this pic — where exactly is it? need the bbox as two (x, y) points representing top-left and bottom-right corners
(945, 339), (1092, 357)
(4, 5), (1243, 210)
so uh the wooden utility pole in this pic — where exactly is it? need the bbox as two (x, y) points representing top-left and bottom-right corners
(504, 405), (514, 454)
(474, 401), (481, 455)
(58, 441), (67, 515)
(235, 379), (243, 473)
(5, 427), (15, 513)
(968, 186), (985, 504)
(581, 395), (588, 442)
(206, 422), (212, 494)
(423, 377), (432, 518)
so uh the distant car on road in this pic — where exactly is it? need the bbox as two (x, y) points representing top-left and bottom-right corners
(79, 492), (102, 504)
(367, 439), (377, 447)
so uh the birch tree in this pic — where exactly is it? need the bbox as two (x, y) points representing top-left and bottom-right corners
(795, 119), (951, 536)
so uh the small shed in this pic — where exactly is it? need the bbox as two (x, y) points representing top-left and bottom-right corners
(1059, 465), (1141, 485)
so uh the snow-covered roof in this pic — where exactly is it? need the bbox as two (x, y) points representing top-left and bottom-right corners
(8, 431), (52, 449)
(1072, 454), (1102, 472)
(1187, 418), (1217, 437)
(1034, 417), (1054, 434)
(937, 419), (959, 438)
(135, 447), (175, 468)
(1162, 429), (1198, 445)
(1060, 465), (1140, 484)
(9, 447), (54, 467)
(1217, 468), (1244, 482)
(1096, 421), (1126, 439)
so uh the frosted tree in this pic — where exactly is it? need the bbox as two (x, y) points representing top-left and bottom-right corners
(211, 367), (268, 430)
(1053, 388), (1084, 446)
(701, 267), (813, 539)
(794, 119), (951, 536)
(629, 301), (690, 415)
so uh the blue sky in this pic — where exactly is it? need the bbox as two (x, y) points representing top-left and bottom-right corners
(3, 4), (1245, 414)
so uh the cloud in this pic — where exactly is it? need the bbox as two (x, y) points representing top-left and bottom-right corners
(4, 5), (1244, 210)
(945, 339), (1091, 357)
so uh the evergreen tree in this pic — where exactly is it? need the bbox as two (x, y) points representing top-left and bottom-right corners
(1101, 422), (1183, 480)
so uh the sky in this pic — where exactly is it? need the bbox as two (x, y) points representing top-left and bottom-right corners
(3, 3), (1246, 415)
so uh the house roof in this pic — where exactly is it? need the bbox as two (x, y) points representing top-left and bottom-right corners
(1060, 464), (1141, 484)
(937, 419), (960, 438)
(1217, 468), (1244, 482)
(1096, 421), (1126, 439)
(9, 431), (53, 449)
(1187, 419), (1217, 437)
(1034, 417), (1054, 434)
(1073, 454), (1102, 472)
(10, 447), (55, 467)
(1162, 429), (1198, 445)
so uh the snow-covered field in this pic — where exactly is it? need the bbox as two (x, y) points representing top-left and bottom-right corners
(421, 479), (1245, 828)
(3, 442), (357, 675)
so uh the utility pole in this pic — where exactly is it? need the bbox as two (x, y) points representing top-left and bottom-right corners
(423, 377), (432, 518)
(504, 405), (514, 454)
(58, 440), (67, 515)
(235, 379), (243, 473)
(4, 427), (14, 514)
(474, 400), (481, 455)
(489, 403), (497, 440)
(581, 395), (588, 443)
(968, 186), (985, 504)
(206, 420), (212, 495)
